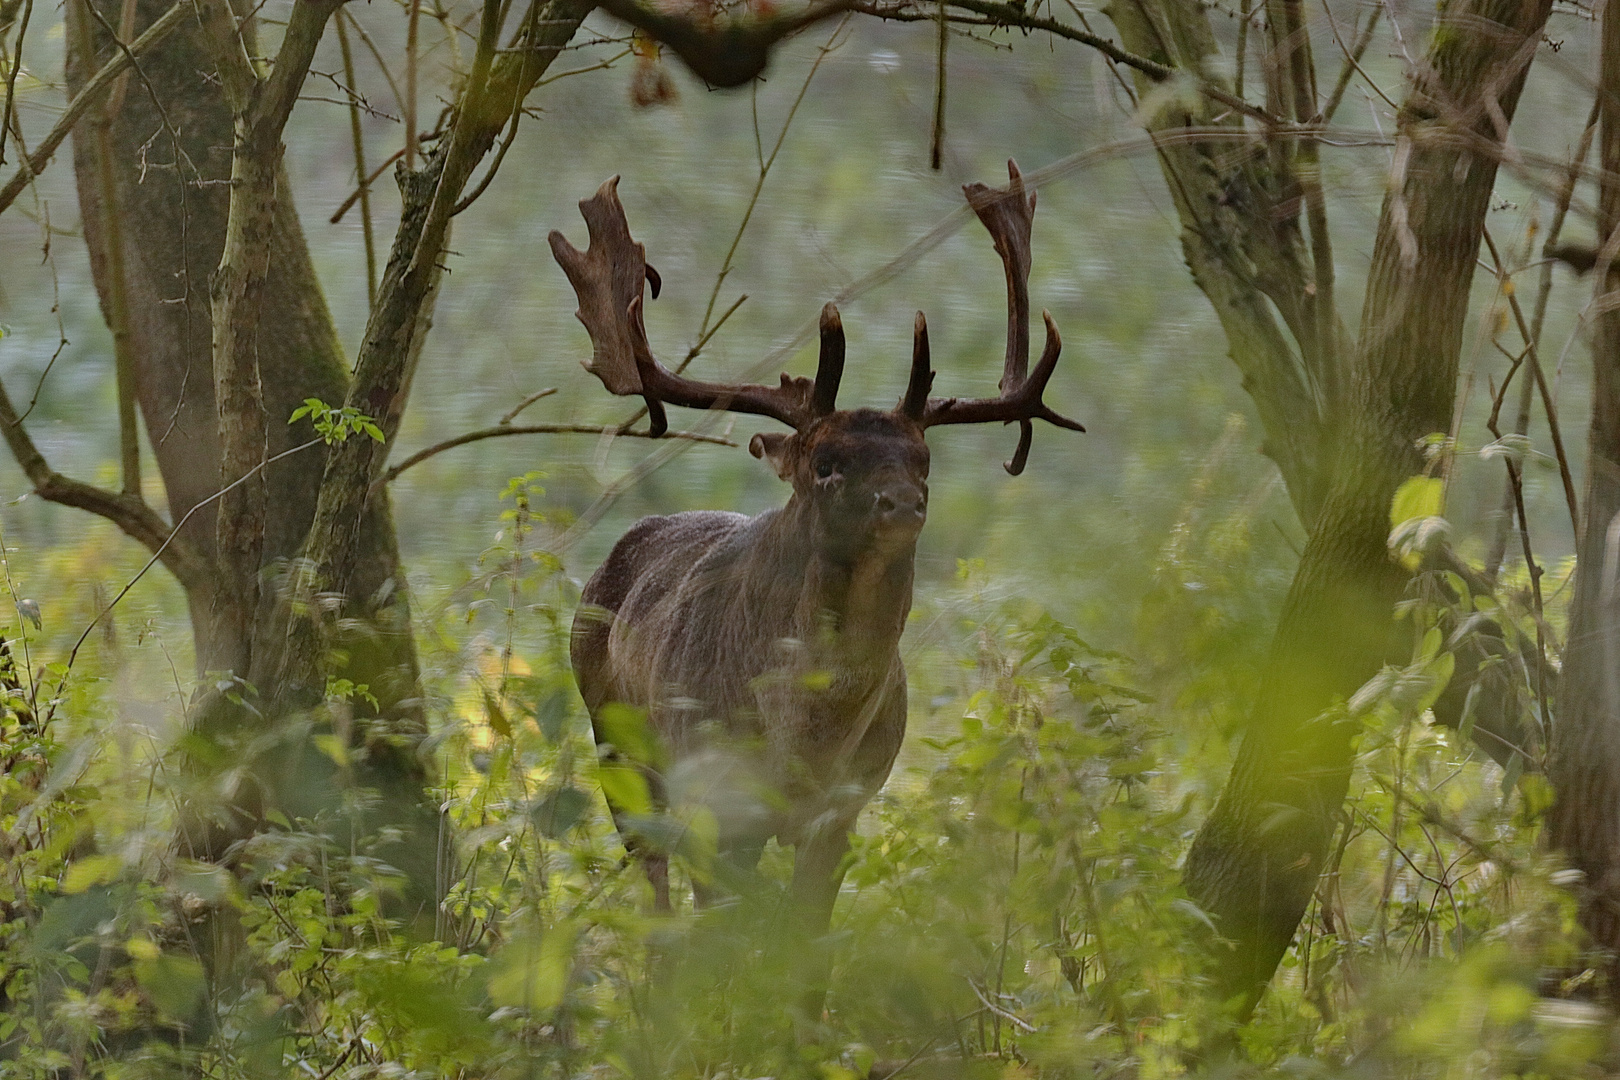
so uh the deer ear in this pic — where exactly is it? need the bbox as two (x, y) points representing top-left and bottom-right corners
(749, 432), (794, 480)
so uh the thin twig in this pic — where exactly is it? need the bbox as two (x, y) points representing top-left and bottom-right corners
(342, 7), (407, 120)
(380, 423), (734, 486)
(406, 0), (421, 168)
(1487, 96), (1602, 579)
(40, 438), (325, 730)
(1235, 0), (1250, 101)
(930, 0), (946, 170)
(967, 978), (1035, 1033)
(313, 1037), (362, 1080)
(856, 0), (1291, 128)
(1483, 226), (1580, 541)
(613, 294), (747, 432)
(604, 20), (843, 439)
(533, 47), (631, 89)
(0, 0), (186, 215)
(497, 386), (557, 425)
(335, 14), (377, 308)
(696, 15), (848, 337)
(1321, 1), (1390, 121)
(330, 146), (406, 223)
(0, 0), (31, 166)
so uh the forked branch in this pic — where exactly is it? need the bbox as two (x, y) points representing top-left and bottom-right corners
(0, 0), (186, 215)
(0, 370), (209, 592)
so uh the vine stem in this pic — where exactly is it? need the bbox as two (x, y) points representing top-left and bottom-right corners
(694, 15), (850, 343)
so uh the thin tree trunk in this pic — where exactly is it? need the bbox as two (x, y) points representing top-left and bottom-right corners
(278, 0), (594, 698)
(1547, 8), (1620, 981)
(1104, 0), (1331, 527)
(1176, 0), (1550, 1011)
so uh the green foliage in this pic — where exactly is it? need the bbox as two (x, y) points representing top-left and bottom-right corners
(288, 399), (385, 446)
(0, 472), (1599, 1080)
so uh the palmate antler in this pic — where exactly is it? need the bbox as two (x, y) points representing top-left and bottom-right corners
(550, 163), (1082, 471)
(900, 160), (1085, 475)
(547, 177), (845, 436)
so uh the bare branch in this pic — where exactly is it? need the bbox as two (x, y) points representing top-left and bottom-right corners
(1482, 227), (1580, 541)
(498, 386), (558, 425)
(1321, 0), (1391, 120)
(0, 366), (209, 592)
(45, 437), (326, 725)
(855, 0), (1291, 127)
(341, 7), (407, 120)
(331, 147), (407, 224)
(335, 15), (378, 308)
(0, 0), (31, 167)
(380, 422), (735, 485)
(0, 0), (186, 216)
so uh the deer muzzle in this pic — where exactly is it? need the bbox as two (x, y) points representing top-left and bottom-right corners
(873, 483), (927, 533)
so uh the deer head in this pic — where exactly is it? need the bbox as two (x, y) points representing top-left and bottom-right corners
(547, 161), (1084, 560)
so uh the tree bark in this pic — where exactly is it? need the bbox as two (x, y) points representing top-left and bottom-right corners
(278, 0), (595, 698)
(1547, 7), (1620, 982)
(1103, 0), (1334, 528)
(65, 0), (431, 886)
(1107, 0), (1552, 1012)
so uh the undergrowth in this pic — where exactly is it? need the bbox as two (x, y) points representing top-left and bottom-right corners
(0, 473), (1601, 1079)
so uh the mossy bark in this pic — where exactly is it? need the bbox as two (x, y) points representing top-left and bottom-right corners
(1106, 0), (1552, 1011)
(65, 0), (430, 895)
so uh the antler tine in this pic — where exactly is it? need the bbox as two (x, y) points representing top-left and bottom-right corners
(552, 177), (817, 432)
(918, 162), (1083, 475)
(812, 302), (845, 416)
(900, 311), (933, 421)
(548, 176), (651, 399)
(964, 159), (1034, 393)
(921, 313), (1084, 474)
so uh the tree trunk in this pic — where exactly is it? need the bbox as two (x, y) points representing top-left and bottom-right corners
(1547, 7), (1620, 983)
(65, 0), (431, 889)
(1103, 0), (1337, 529)
(1107, 0), (1552, 1012)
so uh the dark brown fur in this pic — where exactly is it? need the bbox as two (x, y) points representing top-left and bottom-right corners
(556, 164), (1081, 938)
(572, 410), (928, 921)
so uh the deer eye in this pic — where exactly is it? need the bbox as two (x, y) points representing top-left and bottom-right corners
(815, 460), (839, 481)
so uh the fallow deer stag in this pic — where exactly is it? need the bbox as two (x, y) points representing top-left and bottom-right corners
(551, 162), (1082, 933)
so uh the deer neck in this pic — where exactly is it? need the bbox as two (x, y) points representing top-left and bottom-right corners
(767, 497), (917, 665)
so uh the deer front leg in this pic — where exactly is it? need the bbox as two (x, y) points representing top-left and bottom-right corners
(788, 816), (853, 1027)
(789, 819), (852, 932)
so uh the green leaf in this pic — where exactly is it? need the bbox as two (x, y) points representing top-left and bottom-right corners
(488, 923), (579, 1010)
(62, 854), (122, 894)
(313, 733), (349, 768)
(135, 954), (207, 1021)
(530, 785), (591, 838)
(1390, 475), (1444, 529)
(595, 702), (661, 767)
(532, 687), (571, 743)
(483, 689), (513, 739)
(597, 761), (652, 816)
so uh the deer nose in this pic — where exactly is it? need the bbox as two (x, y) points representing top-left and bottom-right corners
(874, 485), (927, 525)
